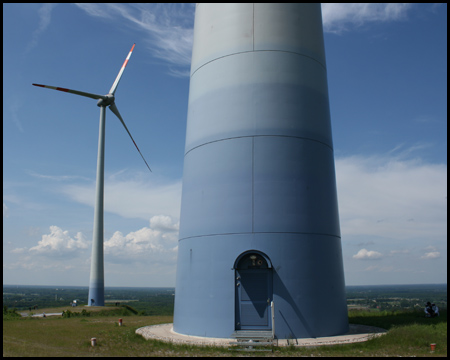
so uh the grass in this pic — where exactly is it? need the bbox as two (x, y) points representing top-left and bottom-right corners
(348, 308), (446, 329)
(3, 315), (175, 357)
(3, 308), (447, 357)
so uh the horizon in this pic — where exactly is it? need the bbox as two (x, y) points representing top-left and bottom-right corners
(3, 283), (447, 289)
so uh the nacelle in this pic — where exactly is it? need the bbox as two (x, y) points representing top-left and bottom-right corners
(97, 94), (114, 107)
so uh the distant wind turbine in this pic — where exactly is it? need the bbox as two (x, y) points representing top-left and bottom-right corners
(33, 44), (151, 306)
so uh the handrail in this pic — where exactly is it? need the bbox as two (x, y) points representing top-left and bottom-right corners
(271, 300), (275, 339)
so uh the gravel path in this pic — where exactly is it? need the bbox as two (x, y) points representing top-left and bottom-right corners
(20, 312), (63, 318)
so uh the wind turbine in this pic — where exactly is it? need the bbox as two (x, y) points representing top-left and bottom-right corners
(33, 44), (151, 306)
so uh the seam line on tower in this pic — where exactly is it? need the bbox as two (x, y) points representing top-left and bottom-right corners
(252, 3), (255, 51)
(252, 136), (255, 233)
(184, 134), (333, 157)
(190, 50), (326, 78)
(178, 232), (341, 243)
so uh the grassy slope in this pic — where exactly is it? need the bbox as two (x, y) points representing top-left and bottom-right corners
(3, 316), (174, 357)
(3, 309), (447, 357)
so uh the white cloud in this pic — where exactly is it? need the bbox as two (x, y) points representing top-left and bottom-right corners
(27, 225), (89, 256)
(74, 3), (194, 76)
(17, 215), (178, 262)
(61, 176), (182, 221)
(10, 97), (24, 133)
(424, 245), (438, 252)
(421, 252), (440, 260)
(26, 3), (57, 52)
(3, 203), (8, 218)
(7, 214), (179, 285)
(150, 215), (180, 232)
(28, 171), (91, 182)
(73, 3), (113, 18)
(11, 247), (27, 254)
(321, 3), (412, 33)
(353, 248), (383, 260)
(389, 249), (410, 255)
(104, 215), (178, 264)
(363, 265), (379, 271)
(336, 153), (447, 240)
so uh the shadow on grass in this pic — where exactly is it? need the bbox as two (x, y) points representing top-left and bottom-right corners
(349, 309), (447, 330)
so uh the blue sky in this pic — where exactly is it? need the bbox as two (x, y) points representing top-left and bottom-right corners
(3, 4), (447, 287)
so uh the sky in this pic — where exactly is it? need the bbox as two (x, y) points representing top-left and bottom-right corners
(3, 4), (447, 288)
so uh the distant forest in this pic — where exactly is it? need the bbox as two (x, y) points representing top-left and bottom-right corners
(3, 286), (175, 315)
(345, 284), (447, 312)
(3, 284), (446, 314)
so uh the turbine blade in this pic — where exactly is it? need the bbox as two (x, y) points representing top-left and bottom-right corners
(109, 103), (152, 172)
(109, 43), (135, 95)
(32, 83), (106, 101)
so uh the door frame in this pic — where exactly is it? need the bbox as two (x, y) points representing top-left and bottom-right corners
(234, 250), (273, 330)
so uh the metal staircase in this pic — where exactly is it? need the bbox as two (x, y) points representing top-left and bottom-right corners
(229, 300), (277, 351)
(228, 330), (275, 352)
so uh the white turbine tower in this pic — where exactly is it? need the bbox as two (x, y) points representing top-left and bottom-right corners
(33, 44), (151, 306)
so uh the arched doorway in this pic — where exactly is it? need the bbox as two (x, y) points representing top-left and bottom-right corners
(234, 251), (273, 330)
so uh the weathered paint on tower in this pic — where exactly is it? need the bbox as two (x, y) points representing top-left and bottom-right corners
(174, 3), (348, 339)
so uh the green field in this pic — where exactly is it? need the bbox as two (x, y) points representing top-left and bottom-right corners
(3, 307), (446, 357)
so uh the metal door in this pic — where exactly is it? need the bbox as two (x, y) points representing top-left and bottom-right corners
(235, 253), (272, 330)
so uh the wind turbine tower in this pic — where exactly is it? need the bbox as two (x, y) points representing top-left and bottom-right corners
(174, 4), (348, 339)
(33, 44), (151, 307)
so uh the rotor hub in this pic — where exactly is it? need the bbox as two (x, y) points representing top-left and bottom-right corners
(97, 94), (115, 107)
